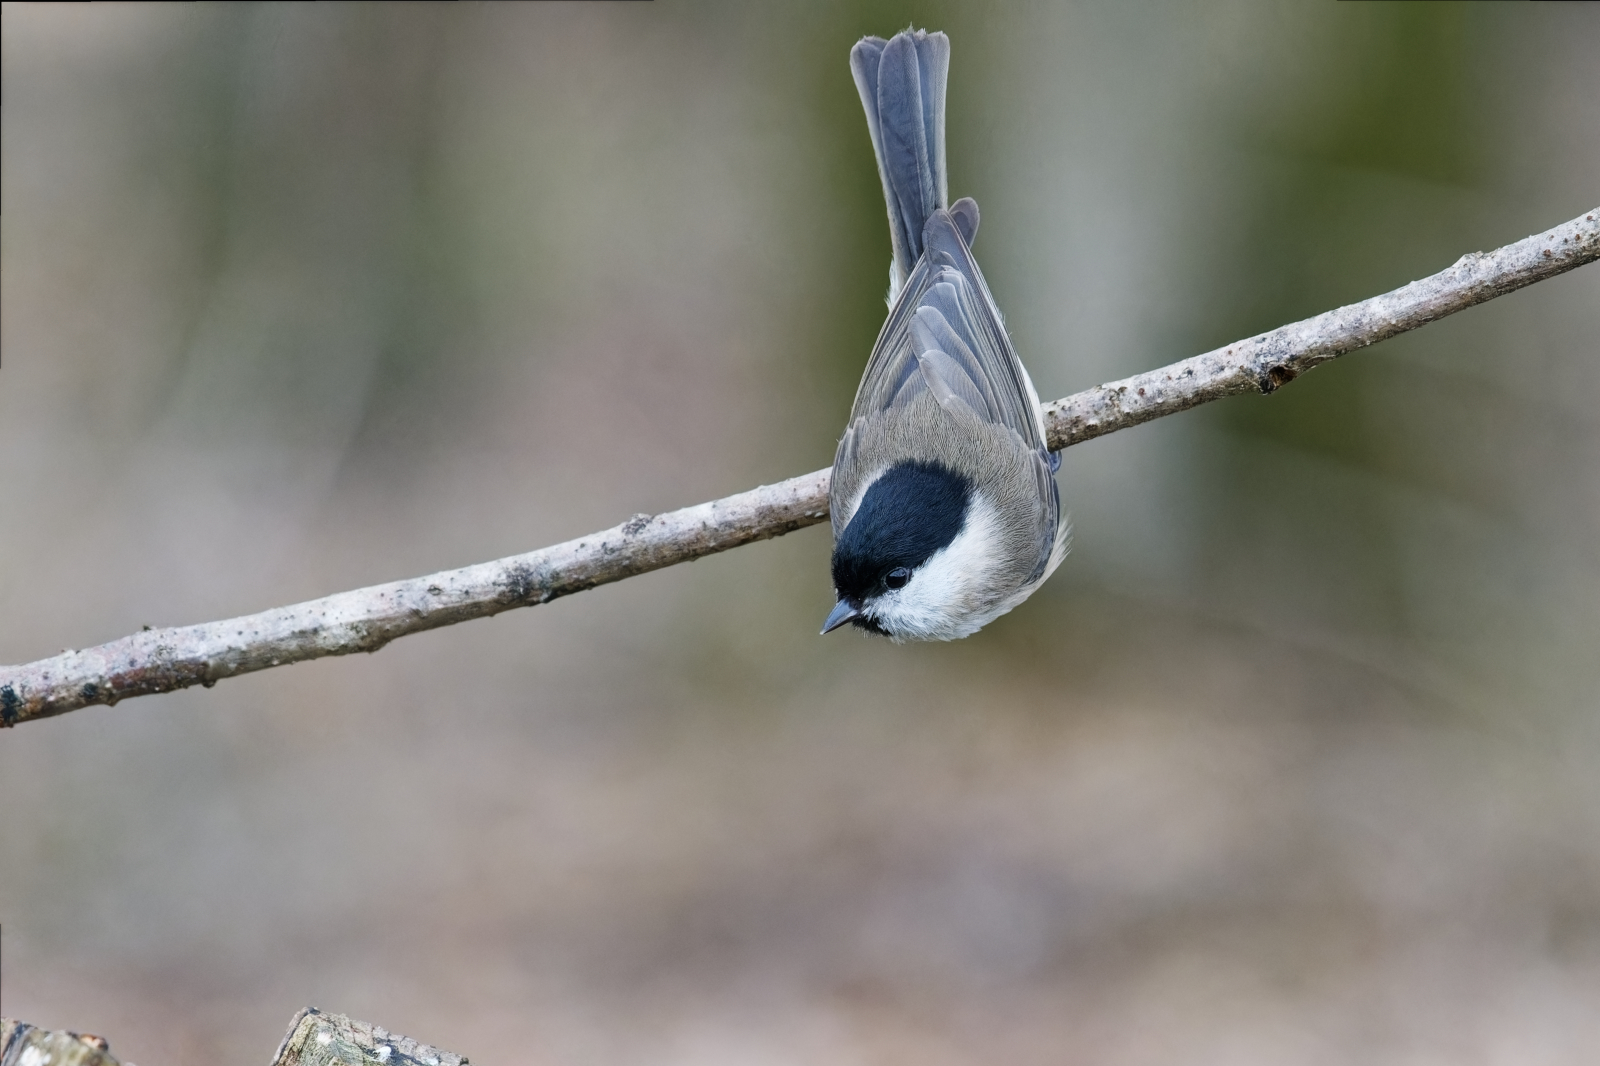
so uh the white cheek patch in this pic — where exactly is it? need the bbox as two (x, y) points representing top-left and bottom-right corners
(869, 493), (1005, 642)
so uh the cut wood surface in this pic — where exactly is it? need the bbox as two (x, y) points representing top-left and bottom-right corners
(0, 1011), (468, 1066)
(270, 1008), (469, 1066)
(2, 1019), (122, 1066)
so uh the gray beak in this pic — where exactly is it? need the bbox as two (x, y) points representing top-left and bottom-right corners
(821, 599), (861, 635)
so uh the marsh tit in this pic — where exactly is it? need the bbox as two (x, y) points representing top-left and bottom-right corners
(823, 29), (1069, 641)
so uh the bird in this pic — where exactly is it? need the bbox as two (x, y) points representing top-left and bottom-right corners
(823, 28), (1069, 642)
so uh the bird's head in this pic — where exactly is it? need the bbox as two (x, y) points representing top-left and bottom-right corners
(824, 460), (1002, 642)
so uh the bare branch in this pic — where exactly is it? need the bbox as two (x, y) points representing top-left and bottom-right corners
(1044, 207), (1600, 446)
(3, 207), (1596, 727)
(0, 470), (831, 726)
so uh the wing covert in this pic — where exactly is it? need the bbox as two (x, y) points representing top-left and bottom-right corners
(846, 207), (1047, 452)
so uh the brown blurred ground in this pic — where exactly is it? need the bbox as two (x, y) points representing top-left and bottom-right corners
(3, 3), (1598, 1063)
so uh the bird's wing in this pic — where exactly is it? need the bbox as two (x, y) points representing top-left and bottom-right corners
(848, 207), (1048, 453)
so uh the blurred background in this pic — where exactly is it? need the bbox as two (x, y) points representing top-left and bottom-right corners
(3, 2), (1598, 1063)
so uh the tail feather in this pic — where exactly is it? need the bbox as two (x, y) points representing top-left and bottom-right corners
(851, 29), (950, 302)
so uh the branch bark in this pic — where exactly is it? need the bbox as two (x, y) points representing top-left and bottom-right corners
(3, 207), (1596, 727)
(1043, 206), (1600, 446)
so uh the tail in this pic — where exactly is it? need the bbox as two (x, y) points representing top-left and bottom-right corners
(851, 29), (950, 304)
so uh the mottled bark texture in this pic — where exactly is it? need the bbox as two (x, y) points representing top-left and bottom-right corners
(2, 1010), (468, 1066)
(1, 470), (832, 725)
(2, 1020), (122, 1066)
(1042, 207), (1600, 445)
(3, 207), (1596, 727)
(270, 1008), (468, 1066)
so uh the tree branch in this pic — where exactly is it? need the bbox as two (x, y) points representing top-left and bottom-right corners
(1043, 206), (1600, 446)
(3, 207), (1595, 727)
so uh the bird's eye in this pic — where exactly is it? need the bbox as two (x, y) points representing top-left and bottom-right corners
(885, 567), (912, 590)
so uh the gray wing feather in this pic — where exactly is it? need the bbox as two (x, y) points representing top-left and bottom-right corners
(911, 300), (1000, 420)
(914, 348), (989, 422)
(1026, 449), (1063, 583)
(847, 210), (1047, 453)
(949, 196), (979, 247)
